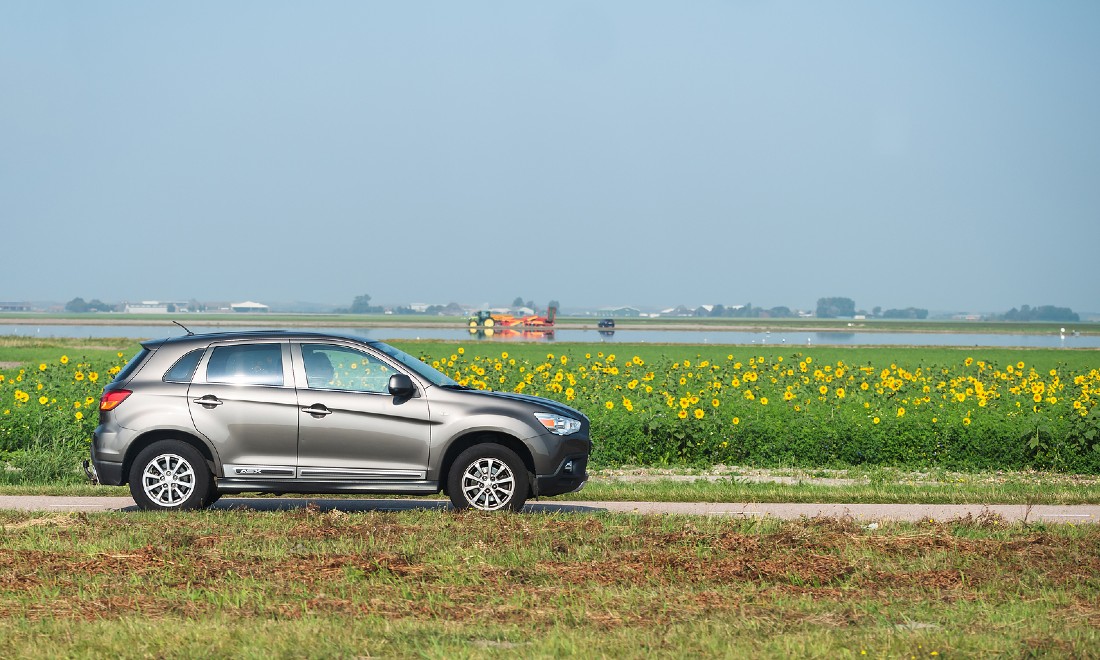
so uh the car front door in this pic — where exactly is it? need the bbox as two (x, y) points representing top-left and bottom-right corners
(293, 341), (432, 480)
(187, 340), (299, 479)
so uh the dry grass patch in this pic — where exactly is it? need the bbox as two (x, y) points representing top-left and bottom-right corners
(0, 508), (1097, 656)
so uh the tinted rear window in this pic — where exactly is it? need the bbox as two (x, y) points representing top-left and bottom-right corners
(112, 348), (150, 383)
(163, 349), (205, 383)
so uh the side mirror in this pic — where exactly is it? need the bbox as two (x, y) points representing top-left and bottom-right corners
(388, 373), (416, 398)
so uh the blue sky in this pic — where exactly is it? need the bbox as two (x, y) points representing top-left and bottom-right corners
(2, 1), (1098, 312)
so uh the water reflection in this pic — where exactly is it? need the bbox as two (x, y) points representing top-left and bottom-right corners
(466, 327), (556, 341)
(818, 333), (856, 342)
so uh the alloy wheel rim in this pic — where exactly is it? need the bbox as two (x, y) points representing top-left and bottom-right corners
(141, 453), (196, 507)
(460, 457), (515, 510)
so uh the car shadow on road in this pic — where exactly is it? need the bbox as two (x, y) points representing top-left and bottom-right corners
(121, 498), (607, 514)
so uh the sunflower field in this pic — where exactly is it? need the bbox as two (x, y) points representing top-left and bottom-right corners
(425, 347), (1100, 473)
(0, 351), (126, 482)
(2, 344), (1099, 482)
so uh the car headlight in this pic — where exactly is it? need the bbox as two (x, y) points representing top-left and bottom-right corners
(534, 412), (582, 436)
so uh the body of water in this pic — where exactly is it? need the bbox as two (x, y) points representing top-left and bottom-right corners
(1, 324), (1098, 348)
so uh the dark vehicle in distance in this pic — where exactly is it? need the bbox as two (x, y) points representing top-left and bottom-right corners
(598, 319), (615, 328)
(87, 331), (590, 512)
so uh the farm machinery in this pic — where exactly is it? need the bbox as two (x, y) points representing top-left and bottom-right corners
(468, 305), (557, 332)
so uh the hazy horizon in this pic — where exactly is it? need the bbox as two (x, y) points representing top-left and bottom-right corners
(3, 2), (1098, 313)
(7, 295), (1095, 318)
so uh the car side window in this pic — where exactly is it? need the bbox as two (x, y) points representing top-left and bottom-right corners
(206, 344), (284, 386)
(301, 344), (395, 393)
(163, 349), (205, 383)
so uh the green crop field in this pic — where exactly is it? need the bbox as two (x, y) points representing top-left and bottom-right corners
(401, 342), (1100, 474)
(1, 337), (1098, 488)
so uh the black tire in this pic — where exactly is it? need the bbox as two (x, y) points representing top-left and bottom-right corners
(447, 444), (528, 512)
(128, 440), (212, 511)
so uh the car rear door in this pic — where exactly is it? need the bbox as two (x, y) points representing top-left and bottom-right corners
(292, 341), (431, 480)
(187, 340), (299, 479)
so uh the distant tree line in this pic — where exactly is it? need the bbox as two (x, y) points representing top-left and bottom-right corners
(393, 303), (466, 316)
(815, 298), (929, 319)
(880, 307), (929, 320)
(65, 297), (113, 313)
(335, 294), (383, 315)
(815, 297), (856, 318)
(694, 304), (796, 319)
(997, 305), (1079, 323)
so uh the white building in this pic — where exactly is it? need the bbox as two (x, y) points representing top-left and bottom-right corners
(230, 301), (269, 313)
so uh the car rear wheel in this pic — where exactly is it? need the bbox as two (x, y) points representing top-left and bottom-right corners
(128, 440), (212, 511)
(447, 445), (528, 512)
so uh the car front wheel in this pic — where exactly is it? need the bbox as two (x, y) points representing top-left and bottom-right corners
(447, 445), (528, 512)
(128, 440), (212, 511)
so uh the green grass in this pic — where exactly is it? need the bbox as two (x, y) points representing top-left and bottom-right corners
(4, 468), (1100, 505)
(0, 509), (1095, 657)
(0, 336), (139, 367)
(576, 475), (1100, 504)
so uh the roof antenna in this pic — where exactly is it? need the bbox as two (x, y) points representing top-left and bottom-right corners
(172, 320), (195, 336)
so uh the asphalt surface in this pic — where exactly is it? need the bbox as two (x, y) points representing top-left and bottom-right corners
(1, 495), (1097, 523)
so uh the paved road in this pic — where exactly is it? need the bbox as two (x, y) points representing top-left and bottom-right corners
(1, 496), (1097, 523)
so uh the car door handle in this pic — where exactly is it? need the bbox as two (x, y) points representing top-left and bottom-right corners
(301, 404), (332, 418)
(193, 395), (223, 408)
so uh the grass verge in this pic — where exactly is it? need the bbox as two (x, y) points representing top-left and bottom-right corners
(0, 508), (1096, 658)
(2, 467), (1100, 504)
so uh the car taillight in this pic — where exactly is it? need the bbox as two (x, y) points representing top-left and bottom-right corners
(99, 389), (132, 411)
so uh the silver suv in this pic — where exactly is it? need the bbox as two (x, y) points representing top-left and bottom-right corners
(86, 331), (590, 511)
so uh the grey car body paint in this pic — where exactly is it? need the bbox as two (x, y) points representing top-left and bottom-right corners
(89, 331), (591, 510)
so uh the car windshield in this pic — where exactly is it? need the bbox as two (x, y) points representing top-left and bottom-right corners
(371, 341), (460, 388)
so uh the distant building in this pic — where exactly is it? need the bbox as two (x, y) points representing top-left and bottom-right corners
(659, 305), (696, 317)
(124, 301), (189, 314)
(231, 301), (269, 313)
(598, 306), (642, 317)
(0, 302), (31, 312)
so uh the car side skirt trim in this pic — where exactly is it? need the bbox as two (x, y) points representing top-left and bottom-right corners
(297, 467), (427, 480)
(215, 479), (440, 495)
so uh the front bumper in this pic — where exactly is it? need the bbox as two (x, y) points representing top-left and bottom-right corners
(535, 455), (588, 497)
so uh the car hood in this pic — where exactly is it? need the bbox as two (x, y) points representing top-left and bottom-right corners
(455, 388), (588, 420)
